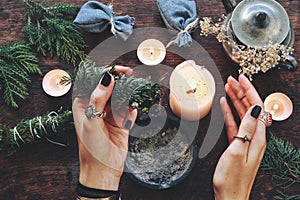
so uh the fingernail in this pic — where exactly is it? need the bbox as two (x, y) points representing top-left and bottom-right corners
(125, 120), (132, 130)
(251, 105), (262, 119)
(100, 72), (111, 87)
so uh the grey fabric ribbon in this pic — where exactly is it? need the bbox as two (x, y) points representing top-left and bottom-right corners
(157, 0), (199, 48)
(74, 1), (135, 41)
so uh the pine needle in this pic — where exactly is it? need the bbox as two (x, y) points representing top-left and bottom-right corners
(260, 132), (300, 199)
(22, 0), (86, 65)
(73, 59), (162, 109)
(0, 41), (41, 108)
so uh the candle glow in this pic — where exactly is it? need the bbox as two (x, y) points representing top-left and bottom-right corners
(264, 92), (293, 121)
(169, 60), (215, 121)
(137, 39), (166, 66)
(42, 69), (71, 97)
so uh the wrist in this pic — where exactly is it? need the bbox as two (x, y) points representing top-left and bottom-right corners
(79, 164), (122, 190)
(79, 171), (121, 191)
(76, 182), (120, 200)
(214, 186), (250, 200)
(214, 195), (249, 200)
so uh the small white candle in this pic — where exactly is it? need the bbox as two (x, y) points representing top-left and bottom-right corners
(264, 92), (293, 121)
(137, 39), (166, 66)
(42, 69), (71, 97)
(169, 60), (215, 121)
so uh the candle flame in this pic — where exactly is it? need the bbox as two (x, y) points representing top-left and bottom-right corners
(273, 103), (279, 111)
(270, 103), (280, 116)
(56, 78), (61, 85)
(55, 78), (64, 90)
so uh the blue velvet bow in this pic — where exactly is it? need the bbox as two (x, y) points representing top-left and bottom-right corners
(74, 1), (135, 41)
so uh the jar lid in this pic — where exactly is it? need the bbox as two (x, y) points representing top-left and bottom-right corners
(231, 0), (290, 48)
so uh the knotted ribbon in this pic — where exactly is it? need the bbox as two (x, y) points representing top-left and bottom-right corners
(157, 0), (198, 48)
(74, 1), (135, 41)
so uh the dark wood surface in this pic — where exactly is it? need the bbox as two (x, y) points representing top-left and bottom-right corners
(0, 0), (299, 199)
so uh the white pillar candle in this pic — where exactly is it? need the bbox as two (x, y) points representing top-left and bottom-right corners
(264, 92), (293, 121)
(137, 39), (166, 66)
(42, 69), (71, 97)
(169, 60), (215, 121)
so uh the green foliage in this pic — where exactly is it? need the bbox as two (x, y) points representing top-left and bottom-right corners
(113, 73), (161, 108)
(22, 0), (86, 65)
(0, 108), (73, 156)
(0, 41), (41, 108)
(260, 133), (300, 200)
(73, 59), (162, 109)
(0, 56), (162, 155)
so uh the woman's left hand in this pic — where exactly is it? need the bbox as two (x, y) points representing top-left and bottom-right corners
(213, 74), (267, 200)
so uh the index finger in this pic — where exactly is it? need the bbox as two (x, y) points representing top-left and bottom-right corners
(239, 74), (263, 107)
(114, 65), (133, 75)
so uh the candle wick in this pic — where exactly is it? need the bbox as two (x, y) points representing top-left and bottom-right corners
(149, 47), (155, 55)
(186, 88), (197, 94)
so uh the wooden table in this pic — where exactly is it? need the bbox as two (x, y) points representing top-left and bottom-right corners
(0, 0), (299, 199)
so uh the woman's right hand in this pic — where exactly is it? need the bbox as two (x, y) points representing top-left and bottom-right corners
(72, 66), (137, 191)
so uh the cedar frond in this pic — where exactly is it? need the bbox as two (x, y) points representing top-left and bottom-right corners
(0, 41), (40, 108)
(23, 0), (86, 65)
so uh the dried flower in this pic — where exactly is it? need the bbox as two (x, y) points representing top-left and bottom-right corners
(199, 17), (294, 80)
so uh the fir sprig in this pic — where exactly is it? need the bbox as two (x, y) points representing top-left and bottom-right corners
(73, 59), (162, 109)
(22, 0), (86, 65)
(260, 133), (300, 199)
(0, 108), (73, 156)
(0, 41), (41, 108)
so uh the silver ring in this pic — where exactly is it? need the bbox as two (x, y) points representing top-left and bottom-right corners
(85, 105), (106, 119)
(240, 95), (246, 101)
(233, 135), (251, 143)
(259, 111), (272, 127)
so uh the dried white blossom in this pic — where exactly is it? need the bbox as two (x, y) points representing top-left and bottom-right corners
(199, 17), (294, 81)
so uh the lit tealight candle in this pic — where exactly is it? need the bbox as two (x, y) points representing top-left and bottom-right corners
(137, 39), (166, 66)
(42, 69), (72, 97)
(264, 92), (293, 121)
(169, 60), (216, 121)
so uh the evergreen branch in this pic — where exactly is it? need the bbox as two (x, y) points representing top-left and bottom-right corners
(0, 56), (162, 155)
(0, 108), (73, 156)
(46, 2), (80, 20)
(0, 41), (41, 108)
(260, 133), (300, 199)
(73, 59), (162, 109)
(23, 0), (86, 65)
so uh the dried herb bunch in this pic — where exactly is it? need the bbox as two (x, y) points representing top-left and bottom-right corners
(200, 17), (294, 80)
(0, 108), (73, 156)
(73, 59), (162, 110)
(0, 41), (41, 108)
(23, 0), (86, 65)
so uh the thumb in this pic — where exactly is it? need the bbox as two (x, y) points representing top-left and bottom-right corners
(90, 72), (114, 113)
